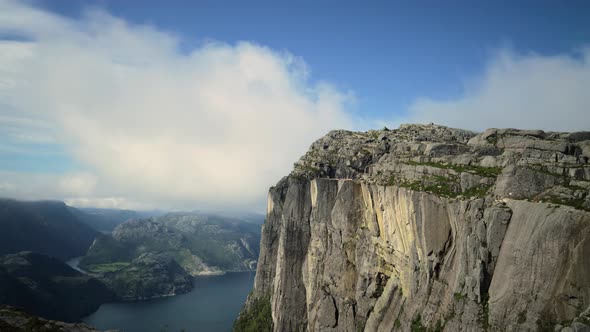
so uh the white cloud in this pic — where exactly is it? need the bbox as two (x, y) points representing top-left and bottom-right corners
(0, 171), (85, 198)
(0, 170), (142, 209)
(2, 2), (588, 211)
(63, 197), (145, 210)
(0, 0), (353, 210)
(57, 173), (97, 196)
(399, 48), (590, 132)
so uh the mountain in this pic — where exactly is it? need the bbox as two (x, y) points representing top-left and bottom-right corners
(81, 212), (261, 274)
(0, 251), (114, 322)
(0, 305), (99, 332)
(79, 212), (261, 300)
(235, 124), (590, 331)
(0, 199), (98, 260)
(70, 207), (164, 233)
(99, 252), (193, 301)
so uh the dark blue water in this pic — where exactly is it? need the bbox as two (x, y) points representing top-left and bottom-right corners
(83, 272), (255, 332)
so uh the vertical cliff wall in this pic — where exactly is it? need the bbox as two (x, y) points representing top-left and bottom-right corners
(236, 124), (590, 332)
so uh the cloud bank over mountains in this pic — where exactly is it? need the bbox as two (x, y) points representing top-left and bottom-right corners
(0, 0), (353, 210)
(401, 48), (590, 132)
(0, 0), (588, 210)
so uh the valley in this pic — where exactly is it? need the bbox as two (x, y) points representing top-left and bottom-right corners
(0, 200), (262, 331)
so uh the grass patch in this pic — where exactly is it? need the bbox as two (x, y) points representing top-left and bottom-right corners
(423, 175), (458, 197)
(388, 174), (396, 186)
(431, 320), (443, 332)
(398, 173), (492, 199)
(462, 184), (493, 198)
(85, 262), (130, 273)
(544, 195), (587, 211)
(404, 161), (501, 178)
(453, 292), (465, 301)
(399, 179), (423, 191)
(478, 293), (491, 331)
(411, 314), (427, 332)
(233, 295), (273, 332)
(399, 175), (460, 198)
(409, 315), (444, 332)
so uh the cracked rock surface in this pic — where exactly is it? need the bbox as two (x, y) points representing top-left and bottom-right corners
(238, 124), (590, 332)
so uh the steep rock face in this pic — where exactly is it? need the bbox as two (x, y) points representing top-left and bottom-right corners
(239, 124), (590, 332)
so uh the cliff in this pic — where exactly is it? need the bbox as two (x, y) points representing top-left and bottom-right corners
(236, 124), (590, 332)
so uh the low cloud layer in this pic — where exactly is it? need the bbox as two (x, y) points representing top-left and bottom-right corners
(0, 1), (353, 210)
(1, 1), (589, 211)
(401, 48), (590, 132)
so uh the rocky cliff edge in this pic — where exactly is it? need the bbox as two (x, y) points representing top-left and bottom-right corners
(237, 124), (590, 332)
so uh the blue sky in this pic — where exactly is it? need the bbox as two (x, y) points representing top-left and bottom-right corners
(36, 0), (590, 118)
(0, 0), (589, 210)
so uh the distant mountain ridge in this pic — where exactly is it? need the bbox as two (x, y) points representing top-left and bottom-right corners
(69, 207), (139, 233)
(80, 212), (262, 300)
(0, 198), (264, 303)
(0, 199), (98, 260)
(71, 207), (164, 232)
(82, 212), (261, 274)
(0, 198), (166, 260)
